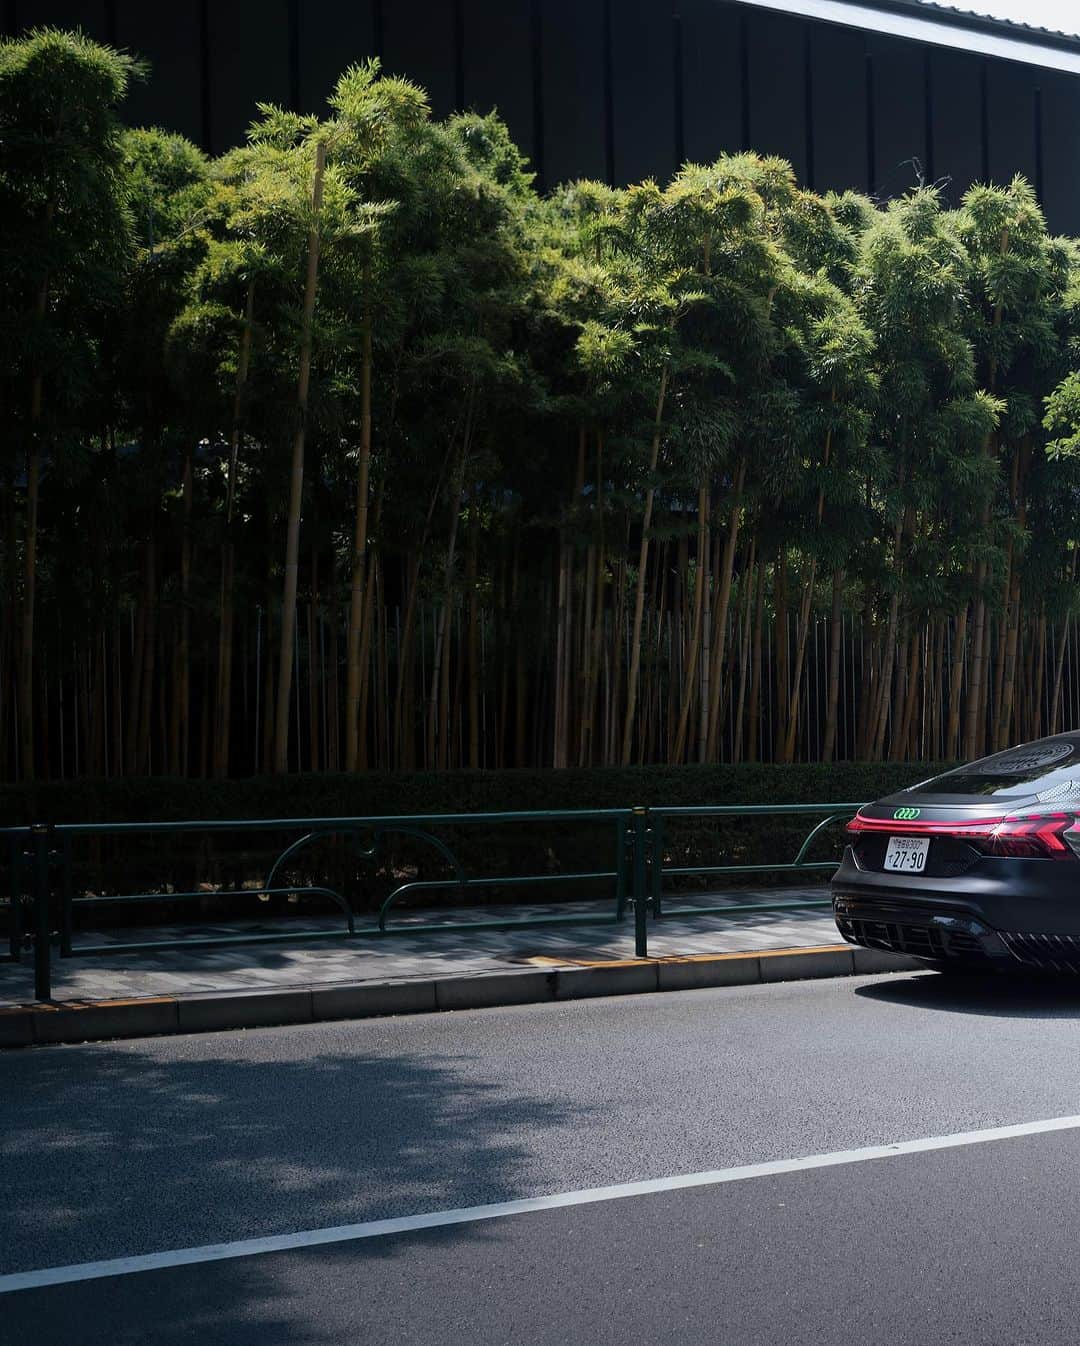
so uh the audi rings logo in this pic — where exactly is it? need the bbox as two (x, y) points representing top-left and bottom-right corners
(893, 807), (921, 820)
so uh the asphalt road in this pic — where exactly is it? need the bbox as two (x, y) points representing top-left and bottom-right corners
(5, 970), (1080, 1344)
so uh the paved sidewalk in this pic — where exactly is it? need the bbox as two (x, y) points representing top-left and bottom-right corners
(0, 887), (838, 1005)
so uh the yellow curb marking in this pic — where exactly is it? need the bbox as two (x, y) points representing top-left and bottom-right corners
(25, 996), (177, 1013)
(525, 943), (851, 969)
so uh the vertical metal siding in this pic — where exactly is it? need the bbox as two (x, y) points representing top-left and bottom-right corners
(987, 59), (1038, 188)
(381, 0), (456, 116)
(867, 31), (927, 197)
(18, 0), (108, 35)
(6, 0), (1080, 231)
(746, 7), (807, 180)
(462, 0), (535, 159)
(811, 22), (869, 194)
(206, 0), (291, 155)
(610, 0), (677, 184)
(296, 0), (376, 116)
(114, 0), (203, 141)
(1036, 70), (1080, 226)
(931, 46), (983, 201)
(679, 0), (744, 166)
(540, 0), (608, 185)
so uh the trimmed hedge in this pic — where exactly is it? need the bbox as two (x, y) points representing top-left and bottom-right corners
(0, 761), (950, 827)
(0, 764), (953, 925)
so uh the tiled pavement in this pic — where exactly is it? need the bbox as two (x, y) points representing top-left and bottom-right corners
(0, 887), (838, 1004)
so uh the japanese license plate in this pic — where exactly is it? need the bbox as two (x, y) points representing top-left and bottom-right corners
(884, 836), (929, 874)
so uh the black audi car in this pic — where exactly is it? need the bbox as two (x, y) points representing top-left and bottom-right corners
(832, 734), (1080, 974)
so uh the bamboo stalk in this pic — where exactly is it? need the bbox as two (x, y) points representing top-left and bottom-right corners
(345, 261), (374, 772)
(135, 540), (157, 776)
(774, 548), (790, 761)
(821, 568), (845, 764)
(620, 364), (669, 764)
(274, 137), (326, 774)
(746, 558), (766, 764)
(214, 275), (255, 780)
(1032, 606), (1047, 740)
(429, 414), (471, 771)
(704, 459), (747, 760)
(732, 542), (756, 764)
(672, 480), (708, 764)
(356, 479), (384, 770)
(467, 499), (481, 769)
(945, 602), (968, 759)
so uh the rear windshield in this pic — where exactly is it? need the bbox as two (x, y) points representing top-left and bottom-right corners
(904, 737), (1080, 800)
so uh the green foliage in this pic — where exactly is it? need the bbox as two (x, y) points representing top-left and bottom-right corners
(5, 27), (1080, 792)
(0, 28), (140, 412)
(1045, 371), (1080, 459)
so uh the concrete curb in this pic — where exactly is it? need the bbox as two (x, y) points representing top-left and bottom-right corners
(0, 944), (921, 1048)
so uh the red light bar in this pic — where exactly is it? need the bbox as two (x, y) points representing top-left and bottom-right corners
(846, 810), (1078, 859)
(846, 815), (1003, 837)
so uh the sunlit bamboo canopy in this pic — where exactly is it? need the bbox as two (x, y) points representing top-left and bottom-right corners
(5, 27), (1080, 783)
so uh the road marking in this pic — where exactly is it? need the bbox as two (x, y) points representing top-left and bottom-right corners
(5, 1111), (1080, 1293)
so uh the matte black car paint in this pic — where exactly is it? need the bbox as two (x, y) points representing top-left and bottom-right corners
(831, 735), (1080, 972)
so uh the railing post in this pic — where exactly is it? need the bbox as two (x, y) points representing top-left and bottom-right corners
(633, 807), (648, 959)
(31, 823), (52, 1002)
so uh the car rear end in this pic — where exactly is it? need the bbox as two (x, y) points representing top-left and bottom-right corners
(832, 736), (1080, 972)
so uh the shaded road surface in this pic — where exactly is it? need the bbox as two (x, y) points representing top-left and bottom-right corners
(5, 971), (1080, 1343)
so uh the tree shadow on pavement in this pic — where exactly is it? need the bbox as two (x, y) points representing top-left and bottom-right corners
(0, 1025), (595, 1344)
(855, 969), (1080, 1019)
(6, 1217), (530, 1346)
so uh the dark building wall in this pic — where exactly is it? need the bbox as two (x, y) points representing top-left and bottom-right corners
(8, 0), (1080, 230)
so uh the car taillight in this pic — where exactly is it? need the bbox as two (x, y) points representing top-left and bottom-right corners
(846, 810), (1080, 860)
(992, 812), (1077, 859)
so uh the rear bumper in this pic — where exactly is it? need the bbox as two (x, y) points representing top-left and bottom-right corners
(831, 847), (1080, 972)
(832, 893), (1010, 965)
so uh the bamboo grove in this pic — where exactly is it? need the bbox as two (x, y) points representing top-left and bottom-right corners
(7, 30), (1080, 783)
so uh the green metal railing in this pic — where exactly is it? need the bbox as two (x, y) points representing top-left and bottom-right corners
(0, 802), (864, 1002)
(647, 803), (866, 919)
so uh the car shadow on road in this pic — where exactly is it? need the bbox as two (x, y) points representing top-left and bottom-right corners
(855, 969), (1080, 1018)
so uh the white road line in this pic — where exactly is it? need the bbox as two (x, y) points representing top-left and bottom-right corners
(5, 1111), (1080, 1294)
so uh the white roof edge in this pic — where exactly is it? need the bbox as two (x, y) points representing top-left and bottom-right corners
(739, 0), (1080, 75)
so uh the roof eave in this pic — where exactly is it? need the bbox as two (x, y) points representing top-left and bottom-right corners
(734, 0), (1080, 75)
(882, 1), (1080, 53)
